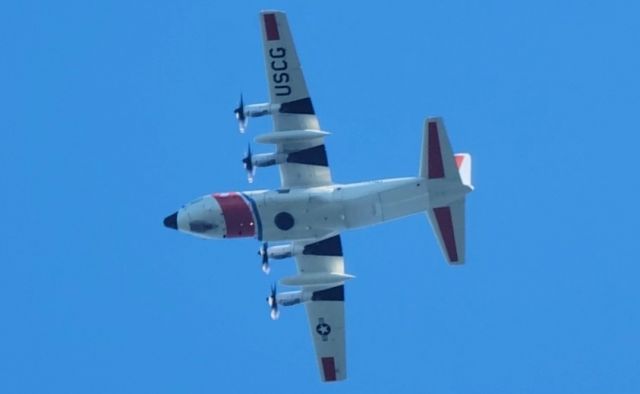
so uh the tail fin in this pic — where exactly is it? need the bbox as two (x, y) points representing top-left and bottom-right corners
(420, 117), (473, 265)
(454, 153), (473, 189)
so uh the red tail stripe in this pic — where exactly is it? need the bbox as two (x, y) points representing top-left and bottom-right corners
(428, 121), (445, 179)
(455, 154), (465, 169)
(433, 206), (458, 262)
(213, 193), (255, 238)
(321, 357), (337, 381)
(263, 13), (280, 41)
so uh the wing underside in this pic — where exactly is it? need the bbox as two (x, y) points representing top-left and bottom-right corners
(305, 295), (346, 382)
(292, 235), (347, 382)
(257, 11), (345, 382)
(259, 11), (332, 188)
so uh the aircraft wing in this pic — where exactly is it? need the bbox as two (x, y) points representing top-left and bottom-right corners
(292, 235), (347, 381)
(259, 11), (333, 188)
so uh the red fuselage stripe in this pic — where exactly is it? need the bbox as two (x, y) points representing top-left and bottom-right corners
(433, 206), (458, 262)
(264, 14), (280, 41)
(213, 193), (255, 238)
(321, 357), (337, 381)
(428, 121), (445, 178)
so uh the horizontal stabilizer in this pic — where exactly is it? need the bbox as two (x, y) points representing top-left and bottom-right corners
(420, 117), (461, 182)
(420, 116), (470, 264)
(427, 199), (466, 264)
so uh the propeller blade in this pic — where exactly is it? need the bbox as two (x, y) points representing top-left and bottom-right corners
(242, 143), (254, 183)
(268, 283), (279, 319)
(259, 242), (269, 274)
(234, 94), (247, 132)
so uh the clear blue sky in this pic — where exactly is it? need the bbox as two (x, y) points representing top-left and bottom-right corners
(2, 1), (639, 393)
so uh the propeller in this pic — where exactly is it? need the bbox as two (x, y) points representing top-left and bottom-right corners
(233, 94), (247, 132)
(259, 242), (270, 274)
(242, 143), (255, 183)
(267, 283), (279, 320)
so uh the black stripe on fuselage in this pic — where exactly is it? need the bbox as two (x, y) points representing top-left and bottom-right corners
(287, 144), (329, 167)
(311, 285), (344, 301)
(303, 235), (343, 256)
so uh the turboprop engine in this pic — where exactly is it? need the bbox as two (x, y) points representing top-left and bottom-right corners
(266, 284), (313, 320)
(242, 145), (287, 183)
(258, 242), (303, 274)
(233, 94), (281, 132)
(266, 284), (346, 320)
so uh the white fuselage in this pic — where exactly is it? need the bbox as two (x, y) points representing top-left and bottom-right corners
(172, 177), (449, 242)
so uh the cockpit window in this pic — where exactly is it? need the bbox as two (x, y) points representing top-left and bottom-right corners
(189, 220), (216, 233)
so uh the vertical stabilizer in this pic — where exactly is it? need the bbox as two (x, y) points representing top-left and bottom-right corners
(454, 153), (473, 189)
(420, 117), (461, 182)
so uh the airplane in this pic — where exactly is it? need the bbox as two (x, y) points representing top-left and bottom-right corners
(163, 10), (474, 382)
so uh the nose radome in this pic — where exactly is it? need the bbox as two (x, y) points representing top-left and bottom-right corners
(163, 212), (178, 230)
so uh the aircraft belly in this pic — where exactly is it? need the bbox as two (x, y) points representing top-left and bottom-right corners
(340, 179), (429, 227)
(255, 190), (346, 241)
(341, 194), (382, 229)
(378, 182), (429, 222)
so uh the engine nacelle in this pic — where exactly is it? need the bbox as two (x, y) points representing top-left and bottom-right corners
(267, 243), (303, 260)
(274, 284), (341, 307)
(235, 99), (282, 133)
(251, 152), (287, 168)
(244, 103), (281, 118)
(276, 290), (311, 307)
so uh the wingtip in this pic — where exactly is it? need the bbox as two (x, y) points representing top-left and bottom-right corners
(260, 9), (285, 15)
(426, 116), (444, 124)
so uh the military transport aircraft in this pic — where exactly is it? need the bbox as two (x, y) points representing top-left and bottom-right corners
(163, 10), (473, 382)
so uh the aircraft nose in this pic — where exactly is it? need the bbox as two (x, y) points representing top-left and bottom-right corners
(163, 212), (178, 230)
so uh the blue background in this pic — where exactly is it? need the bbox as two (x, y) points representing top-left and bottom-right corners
(2, 1), (639, 393)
